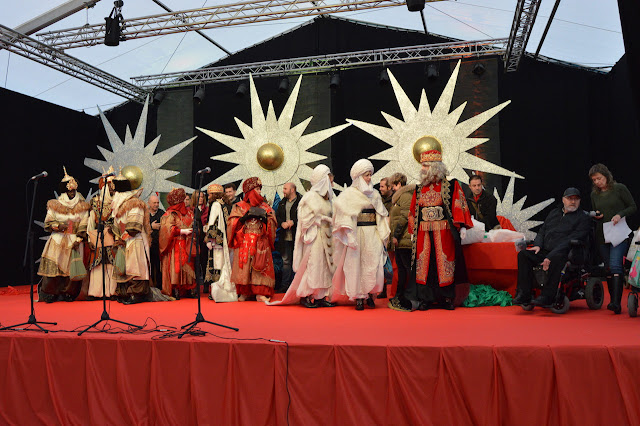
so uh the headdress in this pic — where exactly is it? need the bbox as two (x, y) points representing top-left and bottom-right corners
(113, 168), (132, 193)
(207, 183), (223, 194)
(242, 177), (262, 195)
(60, 166), (78, 192)
(167, 188), (186, 206)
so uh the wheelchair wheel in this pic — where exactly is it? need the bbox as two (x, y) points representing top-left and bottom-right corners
(585, 277), (604, 310)
(628, 293), (638, 318)
(550, 296), (570, 314)
(521, 303), (534, 311)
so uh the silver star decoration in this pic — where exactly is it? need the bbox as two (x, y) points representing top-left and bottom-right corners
(495, 177), (555, 240)
(84, 96), (196, 201)
(348, 60), (523, 185)
(197, 74), (350, 203)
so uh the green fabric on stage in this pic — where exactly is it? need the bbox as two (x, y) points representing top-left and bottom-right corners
(462, 284), (513, 307)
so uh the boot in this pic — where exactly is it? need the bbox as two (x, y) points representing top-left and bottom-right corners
(607, 275), (623, 314)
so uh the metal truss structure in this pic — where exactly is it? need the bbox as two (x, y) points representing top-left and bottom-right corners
(36, 0), (448, 50)
(132, 38), (508, 88)
(504, 0), (542, 72)
(0, 24), (149, 102)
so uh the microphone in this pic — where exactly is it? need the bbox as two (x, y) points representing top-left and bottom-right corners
(102, 172), (116, 178)
(196, 167), (211, 174)
(588, 211), (601, 217)
(30, 171), (48, 180)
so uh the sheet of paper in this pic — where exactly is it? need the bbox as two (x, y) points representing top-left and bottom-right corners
(603, 217), (632, 247)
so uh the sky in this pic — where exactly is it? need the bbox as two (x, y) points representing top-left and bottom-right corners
(0, 0), (624, 114)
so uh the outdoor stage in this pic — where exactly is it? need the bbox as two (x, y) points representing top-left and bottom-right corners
(1, 287), (640, 425)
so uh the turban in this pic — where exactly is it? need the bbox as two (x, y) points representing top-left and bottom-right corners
(59, 166), (78, 193)
(242, 177), (262, 195)
(167, 188), (186, 206)
(310, 164), (334, 199)
(350, 159), (374, 181)
(207, 183), (223, 194)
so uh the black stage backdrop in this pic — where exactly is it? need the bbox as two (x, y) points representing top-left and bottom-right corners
(0, 16), (637, 286)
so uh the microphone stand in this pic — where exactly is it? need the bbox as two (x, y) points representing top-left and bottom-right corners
(78, 183), (142, 336)
(177, 171), (238, 338)
(1, 179), (57, 332)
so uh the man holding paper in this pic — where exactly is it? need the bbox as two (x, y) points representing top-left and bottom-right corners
(589, 163), (637, 314)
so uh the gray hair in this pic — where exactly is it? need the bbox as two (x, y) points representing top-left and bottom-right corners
(420, 161), (448, 184)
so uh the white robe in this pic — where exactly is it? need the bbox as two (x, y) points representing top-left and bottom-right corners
(331, 187), (390, 302)
(112, 190), (150, 282)
(205, 201), (237, 302)
(269, 191), (334, 305)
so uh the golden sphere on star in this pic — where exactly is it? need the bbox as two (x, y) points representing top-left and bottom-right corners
(256, 143), (284, 171)
(412, 136), (443, 163)
(121, 165), (144, 190)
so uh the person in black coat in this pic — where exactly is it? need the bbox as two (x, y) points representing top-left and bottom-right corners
(513, 188), (591, 307)
(275, 182), (302, 292)
(466, 175), (500, 230)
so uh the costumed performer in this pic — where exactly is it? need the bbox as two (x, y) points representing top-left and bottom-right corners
(388, 145), (473, 312)
(331, 159), (390, 310)
(38, 167), (90, 302)
(204, 183), (237, 302)
(227, 177), (277, 302)
(268, 164), (336, 307)
(159, 188), (197, 299)
(87, 167), (117, 298)
(111, 170), (151, 304)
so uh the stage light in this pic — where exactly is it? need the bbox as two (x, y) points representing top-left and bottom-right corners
(379, 69), (390, 86)
(278, 77), (289, 93)
(236, 82), (248, 98)
(406, 0), (425, 12)
(329, 73), (341, 89)
(194, 85), (205, 105)
(426, 63), (439, 80)
(473, 63), (486, 76)
(104, 1), (125, 46)
(152, 90), (165, 105)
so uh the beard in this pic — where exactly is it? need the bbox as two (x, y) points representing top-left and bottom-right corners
(564, 205), (579, 213)
(420, 161), (448, 185)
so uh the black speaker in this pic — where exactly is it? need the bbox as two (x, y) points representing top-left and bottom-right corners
(406, 0), (425, 12)
(104, 16), (121, 46)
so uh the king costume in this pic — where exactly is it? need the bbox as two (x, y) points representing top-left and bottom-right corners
(331, 159), (390, 310)
(227, 177), (277, 302)
(269, 165), (336, 308)
(38, 168), (90, 302)
(390, 148), (473, 312)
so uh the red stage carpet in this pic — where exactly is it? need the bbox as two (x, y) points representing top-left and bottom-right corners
(2, 288), (640, 425)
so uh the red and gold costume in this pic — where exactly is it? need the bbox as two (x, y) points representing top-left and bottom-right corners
(227, 177), (277, 300)
(159, 188), (197, 297)
(408, 179), (473, 286)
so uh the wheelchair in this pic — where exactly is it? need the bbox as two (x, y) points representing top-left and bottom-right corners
(521, 232), (606, 314)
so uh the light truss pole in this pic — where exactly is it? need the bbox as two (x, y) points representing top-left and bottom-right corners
(36, 0), (447, 50)
(504, 0), (542, 72)
(0, 24), (149, 102)
(132, 38), (508, 88)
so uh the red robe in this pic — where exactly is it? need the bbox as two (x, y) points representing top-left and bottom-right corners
(159, 207), (197, 294)
(227, 200), (277, 297)
(408, 179), (472, 287)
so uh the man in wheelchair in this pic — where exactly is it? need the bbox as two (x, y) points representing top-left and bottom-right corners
(513, 188), (592, 307)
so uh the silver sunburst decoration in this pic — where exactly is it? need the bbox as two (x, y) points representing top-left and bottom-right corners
(348, 60), (523, 185)
(197, 75), (350, 203)
(84, 96), (196, 201)
(495, 177), (554, 240)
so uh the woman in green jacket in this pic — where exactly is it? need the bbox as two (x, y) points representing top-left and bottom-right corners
(589, 163), (637, 314)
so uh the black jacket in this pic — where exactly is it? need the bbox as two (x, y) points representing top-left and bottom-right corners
(467, 189), (499, 230)
(276, 192), (302, 243)
(533, 207), (591, 260)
